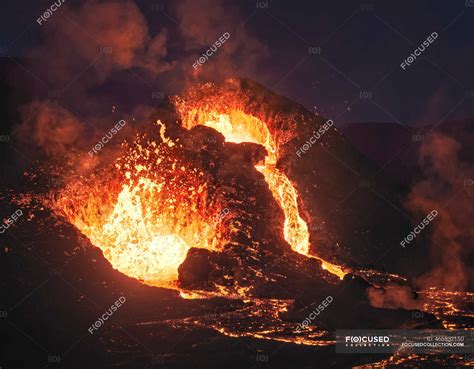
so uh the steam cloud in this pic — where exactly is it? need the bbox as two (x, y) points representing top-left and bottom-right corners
(174, 0), (267, 84)
(14, 0), (265, 157)
(367, 284), (423, 310)
(406, 133), (473, 291)
(28, 0), (171, 86)
(17, 101), (85, 156)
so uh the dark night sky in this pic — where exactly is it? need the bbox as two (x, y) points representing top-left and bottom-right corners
(1, 0), (473, 126)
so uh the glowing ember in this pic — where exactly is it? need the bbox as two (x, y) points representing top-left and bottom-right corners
(52, 122), (221, 287)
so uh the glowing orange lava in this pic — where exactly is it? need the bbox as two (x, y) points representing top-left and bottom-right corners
(52, 122), (221, 287)
(52, 94), (345, 289)
(177, 108), (345, 279)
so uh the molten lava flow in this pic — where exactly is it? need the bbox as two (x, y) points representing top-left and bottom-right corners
(256, 165), (309, 255)
(86, 178), (191, 284)
(52, 96), (345, 288)
(52, 122), (221, 287)
(177, 108), (345, 279)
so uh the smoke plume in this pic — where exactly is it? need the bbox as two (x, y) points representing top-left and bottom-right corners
(14, 0), (265, 158)
(367, 284), (423, 310)
(406, 132), (473, 291)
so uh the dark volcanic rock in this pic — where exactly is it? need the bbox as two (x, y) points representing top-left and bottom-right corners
(283, 275), (441, 330)
(177, 78), (419, 277)
(178, 248), (213, 286)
